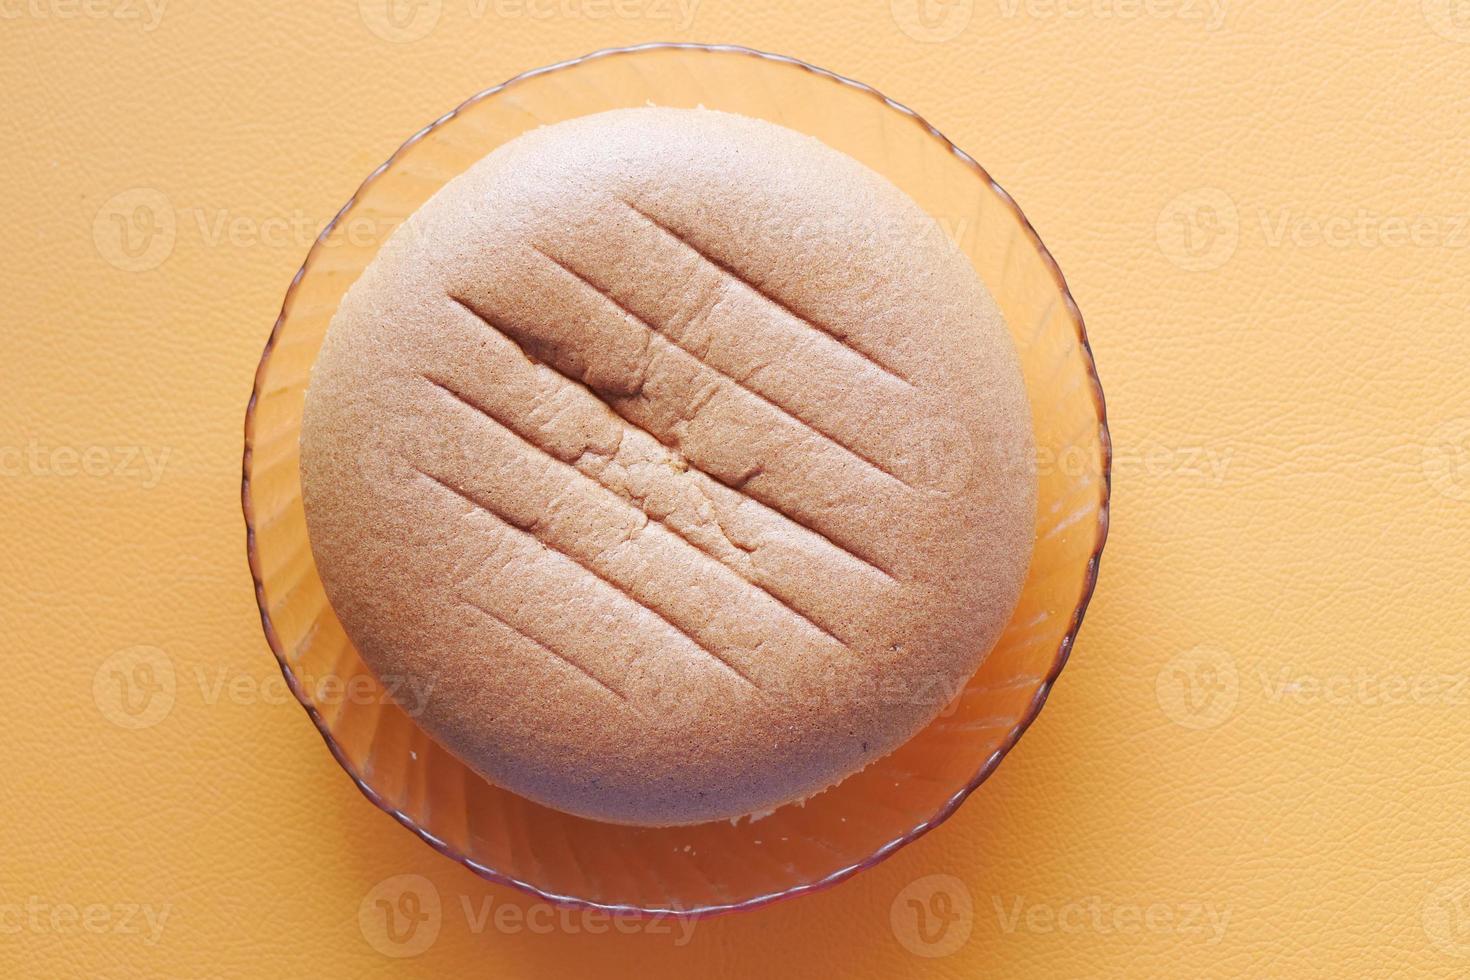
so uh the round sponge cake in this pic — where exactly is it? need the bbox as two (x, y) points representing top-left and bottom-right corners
(299, 107), (1035, 826)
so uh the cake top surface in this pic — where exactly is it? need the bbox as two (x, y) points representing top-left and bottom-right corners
(300, 107), (1035, 825)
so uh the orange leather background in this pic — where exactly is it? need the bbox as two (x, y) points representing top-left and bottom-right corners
(5, 1), (1469, 976)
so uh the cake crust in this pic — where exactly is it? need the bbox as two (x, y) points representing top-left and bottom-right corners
(300, 107), (1035, 825)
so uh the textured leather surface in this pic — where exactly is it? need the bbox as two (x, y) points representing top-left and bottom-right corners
(3, 2), (1469, 976)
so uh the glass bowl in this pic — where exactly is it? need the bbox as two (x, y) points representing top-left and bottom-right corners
(242, 43), (1110, 916)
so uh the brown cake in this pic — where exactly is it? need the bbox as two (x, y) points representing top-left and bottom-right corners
(299, 107), (1035, 826)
